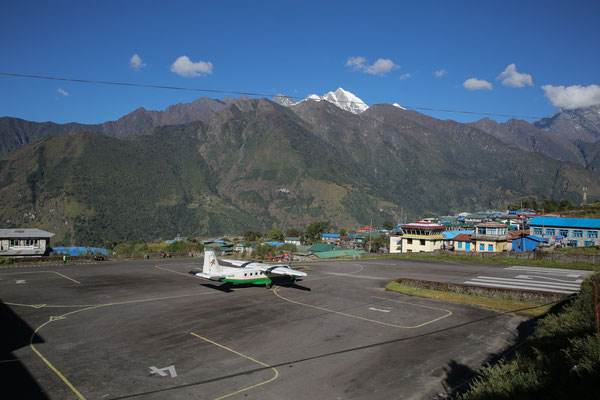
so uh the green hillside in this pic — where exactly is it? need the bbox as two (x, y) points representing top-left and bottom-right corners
(1, 99), (600, 246)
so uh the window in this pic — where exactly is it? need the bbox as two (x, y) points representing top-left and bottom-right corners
(533, 228), (542, 235)
(488, 244), (493, 251)
(588, 231), (598, 239)
(560, 229), (568, 237)
(477, 228), (485, 235)
(480, 244), (484, 251)
(584, 241), (593, 247)
(407, 239), (413, 245)
(458, 242), (463, 249)
(573, 230), (583, 238)
(546, 229), (555, 236)
(420, 239), (425, 246)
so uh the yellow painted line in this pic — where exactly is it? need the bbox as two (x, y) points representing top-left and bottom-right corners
(30, 315), (88, 400)
(154, 264), (201, 278)
(50, 271), (81, 284)
(273, 286), (452, 329)
(0, 270), (80, 283)
(20, 290), (219, 400)
(190, 332), (279, 400)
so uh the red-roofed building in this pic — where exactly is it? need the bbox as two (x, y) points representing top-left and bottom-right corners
(453, 234), (473, 252)
(399, 221), (445, 253)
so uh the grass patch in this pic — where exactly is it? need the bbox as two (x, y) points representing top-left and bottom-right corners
(554, 246), (600, 255)
(391, 253), (599, 271)
(386, 281), (551, 317)
(0, 257), (14, 265)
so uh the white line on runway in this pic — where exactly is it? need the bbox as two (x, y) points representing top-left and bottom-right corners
(515, 274), (583, 284)
(465, 281), (576, 294)
(469, 277), (580, 290)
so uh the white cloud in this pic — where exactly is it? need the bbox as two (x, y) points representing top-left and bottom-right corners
(463, 78), (493, 91)
(346, 56), (398, 76)
(366, 58), (398, 75)
(57, 88), (69, 96)
(345, 56), (366, 71)
(434, 69), (446, 78)
(398, 73), (411, 80)
(129, 54), (146, 71)
(170, 55), (213, 78)
(497, 63), (533, 88)
(541, 84), (600, 109)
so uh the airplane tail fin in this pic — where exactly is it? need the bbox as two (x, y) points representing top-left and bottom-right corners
(203, 250), (222, 274)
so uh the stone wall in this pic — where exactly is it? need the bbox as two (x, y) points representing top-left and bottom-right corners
(434, 250), (599, 265)
(394, 277), (571, 303)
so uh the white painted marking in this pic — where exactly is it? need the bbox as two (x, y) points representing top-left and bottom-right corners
(150, 365), (177, 378)
(516, 274), (583, 284)
(472, 277), (580, 290)
(508, 266), (593, 277)
(16, 280), (26, 284)
(465, 281), (576, 294)
(368, 307), (391, 313)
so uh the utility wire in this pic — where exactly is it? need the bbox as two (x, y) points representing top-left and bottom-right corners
(0, 72), (543, 120)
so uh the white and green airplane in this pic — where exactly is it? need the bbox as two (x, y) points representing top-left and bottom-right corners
(193, 250), (307, 288)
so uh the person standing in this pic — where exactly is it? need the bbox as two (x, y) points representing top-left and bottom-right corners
(63, 255), (67, 264)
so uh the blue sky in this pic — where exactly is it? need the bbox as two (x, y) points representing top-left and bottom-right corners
(1, 1), (599, 124)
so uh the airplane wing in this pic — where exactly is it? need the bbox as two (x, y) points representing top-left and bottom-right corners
(192, 271), (226, 281)
(220, 259), (253, 267)
(257, 264), (307, 277)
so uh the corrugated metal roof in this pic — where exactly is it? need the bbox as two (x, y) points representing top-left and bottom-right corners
(314, 249), (366, 259)
(0, 228), (55, 238)
(476, 222), (508, 228)
(401, 222), (445, 229)
(453, 234), (472, 242)
(443, 230), (474, 240)
(528, 217), (600, 229)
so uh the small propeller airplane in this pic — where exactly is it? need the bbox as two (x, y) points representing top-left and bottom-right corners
(193, 250), (307, 288)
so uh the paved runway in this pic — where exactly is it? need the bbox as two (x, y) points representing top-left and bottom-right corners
(2, 257), (579, 399)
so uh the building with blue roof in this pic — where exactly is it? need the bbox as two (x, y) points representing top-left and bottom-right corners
(511, 235), (548, 252)
(528, 217), (600, 247)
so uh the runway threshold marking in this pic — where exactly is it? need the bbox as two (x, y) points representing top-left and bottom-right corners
(273, 287), (452, 329)
(190, 332), (279, 400)
(19, 290), (219, 400)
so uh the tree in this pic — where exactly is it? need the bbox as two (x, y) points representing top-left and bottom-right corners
(559, 199), (575, 211)
(243, 230), (262, 242)
(363, 234), (388, 253)
(285, 228), (301, 238)
(305, 221), (332, 244)
(383, 221), (394, 230)
(339, 228), (347, 236)
(268, 228), (284, 242)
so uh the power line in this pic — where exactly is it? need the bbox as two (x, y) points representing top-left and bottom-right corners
(0, 72), (543, 120)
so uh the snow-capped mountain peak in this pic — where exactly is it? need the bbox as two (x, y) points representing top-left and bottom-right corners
(272, 94), (297, 107)
(393, 103), (406, 110)
(288, 88), (368, 114)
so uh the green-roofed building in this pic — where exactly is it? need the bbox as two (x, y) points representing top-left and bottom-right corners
(308, 243), (342, 253)
(314, 249), (367, 259)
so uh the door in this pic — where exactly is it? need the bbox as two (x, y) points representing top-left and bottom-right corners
(465, 242), (470, 251)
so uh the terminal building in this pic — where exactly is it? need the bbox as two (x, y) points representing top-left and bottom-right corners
(0, 228), (55, 256)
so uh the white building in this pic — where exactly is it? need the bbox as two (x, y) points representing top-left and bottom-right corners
(0, 229), (55, 256)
